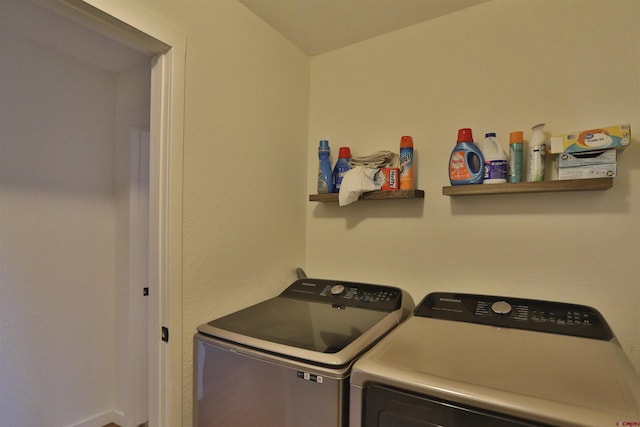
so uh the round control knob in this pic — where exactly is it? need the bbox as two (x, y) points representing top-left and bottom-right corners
(330, 284), (345, 296)
(491, 301), (512, 317)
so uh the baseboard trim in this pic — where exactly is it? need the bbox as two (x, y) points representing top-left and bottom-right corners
(65, 405), (147, 427)
(67, 409), (121, 427)
(100, 423), (147, 427)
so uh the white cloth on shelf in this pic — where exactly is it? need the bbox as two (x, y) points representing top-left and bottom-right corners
(349, 151), (399, 168)
(338, 166), (381, 206)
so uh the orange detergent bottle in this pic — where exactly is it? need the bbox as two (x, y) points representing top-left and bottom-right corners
(448, 128), (484, 185)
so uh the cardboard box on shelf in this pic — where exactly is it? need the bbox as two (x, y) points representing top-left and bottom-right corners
(550, 123), (630, 154)
(557, 163), (616, 180)
(558, 149), (617, 168)
(378, 168), (399, 191)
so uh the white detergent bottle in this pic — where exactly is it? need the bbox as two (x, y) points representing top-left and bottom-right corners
(481, 132), (507, 184)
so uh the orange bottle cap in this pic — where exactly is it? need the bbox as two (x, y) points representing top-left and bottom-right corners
(400, 135), (413, 148)
(509, 131), (524, 144)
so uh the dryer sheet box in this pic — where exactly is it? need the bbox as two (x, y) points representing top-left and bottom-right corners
(557, 148), (617, 180)
(557, 163), (616, 180)
(550, 123), (630, 154)
(558, 149), (617, 168)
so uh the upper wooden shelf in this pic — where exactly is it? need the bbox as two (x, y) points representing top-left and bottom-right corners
(309, 189), (425, 202)
(442, 178), (613, 196)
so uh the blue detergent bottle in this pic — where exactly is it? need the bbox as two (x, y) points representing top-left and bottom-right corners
(332, 146), (351, 193)
(317, 140), (334, 193)
(449, 128), (484, 185)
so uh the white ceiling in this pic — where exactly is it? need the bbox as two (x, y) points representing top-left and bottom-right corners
(4, 0), (491, 70)
(238, 0), (491, 55)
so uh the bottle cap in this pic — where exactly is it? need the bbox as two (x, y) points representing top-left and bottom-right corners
(400, 135), (413, 148)
(509, 131), (524, 144)
(485, 132), (496, 138)
(319, 139), (329, 149)
(457, 128), (473, 143)
(338, 147), (351, 158)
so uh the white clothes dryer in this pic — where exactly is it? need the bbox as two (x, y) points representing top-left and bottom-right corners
(350, 292), (640, 427)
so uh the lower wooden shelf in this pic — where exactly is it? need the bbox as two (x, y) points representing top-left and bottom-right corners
(309, 189), (424, 202)
(442, 178), (613, 196)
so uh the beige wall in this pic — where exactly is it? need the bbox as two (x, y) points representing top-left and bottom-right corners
(107, 0), (638, 425)
(307, 0), (639, 373)
(0, 23), (120, 426)
(130, 0), (310, 425)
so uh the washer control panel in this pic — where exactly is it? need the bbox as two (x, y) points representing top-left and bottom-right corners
(281, 278), (402, 311)
(415, 292), (613, 340)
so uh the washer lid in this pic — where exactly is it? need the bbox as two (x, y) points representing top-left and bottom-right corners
(197, 279), (410, 367)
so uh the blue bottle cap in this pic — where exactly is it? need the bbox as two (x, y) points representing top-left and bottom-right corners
(319, 140), (330, 149)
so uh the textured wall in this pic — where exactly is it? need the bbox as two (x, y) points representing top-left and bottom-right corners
(307, 0), (640, 372)
(130, 1), (310, 425)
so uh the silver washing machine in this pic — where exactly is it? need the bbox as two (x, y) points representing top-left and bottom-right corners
(194, 278), (414, 427)
(350, 292), (640, 427)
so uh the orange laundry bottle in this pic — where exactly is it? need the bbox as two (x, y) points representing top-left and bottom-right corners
(399, 135), (414, 189)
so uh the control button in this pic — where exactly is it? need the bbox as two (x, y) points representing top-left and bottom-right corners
(330, 284), (345, 295)
(491, 301), (512, 317)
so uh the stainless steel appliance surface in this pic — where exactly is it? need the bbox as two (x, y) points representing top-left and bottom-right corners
(194, 278), (414, 427)
(350, 292), (640, 427)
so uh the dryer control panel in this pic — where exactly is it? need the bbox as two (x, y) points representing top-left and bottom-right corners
(281, 278), (402, 311)
(415, 292), (613, 340)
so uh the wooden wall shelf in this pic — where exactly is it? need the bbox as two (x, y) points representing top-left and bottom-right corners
(442, 178), (613, 196)
(309, 189), (425, 202)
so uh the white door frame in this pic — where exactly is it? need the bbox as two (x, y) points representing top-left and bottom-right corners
(129, 127), (150, 426)
(40, 1), (186, 426)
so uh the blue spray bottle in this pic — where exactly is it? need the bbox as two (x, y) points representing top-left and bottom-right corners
(317, 140), (334, 193)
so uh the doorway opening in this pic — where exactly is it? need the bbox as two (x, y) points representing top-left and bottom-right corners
(0, 1), (184, 426)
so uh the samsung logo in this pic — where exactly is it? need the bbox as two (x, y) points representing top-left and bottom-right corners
(439, 297), (461, 303)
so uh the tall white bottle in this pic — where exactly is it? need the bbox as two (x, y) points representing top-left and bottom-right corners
(527, 124), (547, 182)
(481, 132), (507, 184)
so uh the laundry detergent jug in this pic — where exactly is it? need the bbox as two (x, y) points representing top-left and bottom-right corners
(449, 128), (484, 185)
